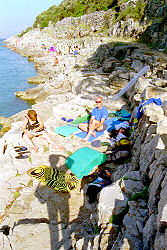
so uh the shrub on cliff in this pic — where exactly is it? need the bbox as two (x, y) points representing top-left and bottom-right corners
(33, 0), (115, 29)
(18, 27), (32, 38)
(115, 0), (148, 22)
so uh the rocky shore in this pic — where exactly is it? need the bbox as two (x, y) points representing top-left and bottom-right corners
(0, 10), (167, 249)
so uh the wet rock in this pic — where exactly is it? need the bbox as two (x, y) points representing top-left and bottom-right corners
(15, 86), (49, 103)
(27, 75), (49, 84)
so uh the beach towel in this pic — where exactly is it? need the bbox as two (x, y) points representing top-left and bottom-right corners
(28, 165), (79, 192)
(75, 130), (105, 142)
(119, 109), (131, 118)
(115, 109), (131, 121)
(70, 114), (91, 125)
(65, 147), (107, 179)
(74, 117), (124, 141)
(137, 98), (162, 120)
(55, 125), (80, 137)
(133, 98), (162, 127)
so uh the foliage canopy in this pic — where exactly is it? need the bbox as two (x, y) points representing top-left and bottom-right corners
(33, 0), (114, 29)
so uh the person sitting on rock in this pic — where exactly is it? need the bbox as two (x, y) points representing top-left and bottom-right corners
(79, 96), (108, 142)
(22, 109), (63, 153)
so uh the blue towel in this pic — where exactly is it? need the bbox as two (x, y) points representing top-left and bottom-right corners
(75, 130), (105, 142)
(55, 125), (80, 137)
(74, 118), (123, 141)
(105, 118), (126, 132)
(137, 98), (162, 120)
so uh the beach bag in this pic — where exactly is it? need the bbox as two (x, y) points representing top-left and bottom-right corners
(117, 138), (130, 147)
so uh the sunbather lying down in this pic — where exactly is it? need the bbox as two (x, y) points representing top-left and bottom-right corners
(78, 96), (108, 142)
(22, 109), (64, 153)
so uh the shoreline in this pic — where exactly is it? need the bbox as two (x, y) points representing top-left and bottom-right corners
(1, 31), (167, 136)
(0, 18), (167, 250)
(0, 40), (38, 135)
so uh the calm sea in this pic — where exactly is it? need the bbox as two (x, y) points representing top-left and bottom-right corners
(0, 38), (37, 119)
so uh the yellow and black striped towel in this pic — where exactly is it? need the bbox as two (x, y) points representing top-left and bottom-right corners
(28, 165), (79, 192)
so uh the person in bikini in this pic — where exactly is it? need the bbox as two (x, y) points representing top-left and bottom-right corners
(79, 96), (108, 142)
(22, 110), (63, 153)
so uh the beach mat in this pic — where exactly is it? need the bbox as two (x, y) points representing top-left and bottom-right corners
(65, 147), (107, 179)
(55, 125), (80, 137)
(75, 130), (105, 142)
(28, 165), (79, 192)
(74, 118), (121, 141)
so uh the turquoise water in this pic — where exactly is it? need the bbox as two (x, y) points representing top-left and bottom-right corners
(0, 38), (37, 118)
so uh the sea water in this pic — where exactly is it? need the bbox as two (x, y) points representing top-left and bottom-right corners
(0, 38), (37, 118)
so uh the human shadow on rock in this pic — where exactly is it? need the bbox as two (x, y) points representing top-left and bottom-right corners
(35, 153), (73, 250)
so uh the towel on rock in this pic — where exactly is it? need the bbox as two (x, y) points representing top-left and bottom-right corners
(28, 165), (79, 192)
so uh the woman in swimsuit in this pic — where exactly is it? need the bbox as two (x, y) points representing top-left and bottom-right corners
(22, 110), (63, 153)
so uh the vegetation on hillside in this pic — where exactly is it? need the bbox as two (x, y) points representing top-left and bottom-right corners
(32, 0), (150, 29)
(33, 0), (115, 29)
(115, 0), (148, 22)
(18, 27), (32, 38)
(17, 0), (166, 51)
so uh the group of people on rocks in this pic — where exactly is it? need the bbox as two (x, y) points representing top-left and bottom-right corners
(22, 96), (131, 161)
(22, 96), (108, 152)
(52, 45), (79, 67)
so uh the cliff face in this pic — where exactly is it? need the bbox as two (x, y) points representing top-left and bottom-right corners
(0, 6), (167, 249)
(32, 0), (167, 50)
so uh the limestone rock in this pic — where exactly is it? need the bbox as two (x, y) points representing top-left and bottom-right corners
(140, 135), (160, 182)
(144, 104), (164, 123)
(148, 166), (166, 215)
(120, 179), (144, 196)
(10, 224), (51, 250)
(102, 59), (116, 73)
(111, 230), (143, 250)
(98, 181), (128, 226)
(131, 60), (144, 72)
(112, 164), (129, 182)
(140, 85), (167, 101)
(154, 232), (167, 250)
(123, 171), (141, 181)
(27, 75), (49, 84)
(15, 85), (49, 103)
(157, 171), (167, 231)
(143, 214), (157, 250)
